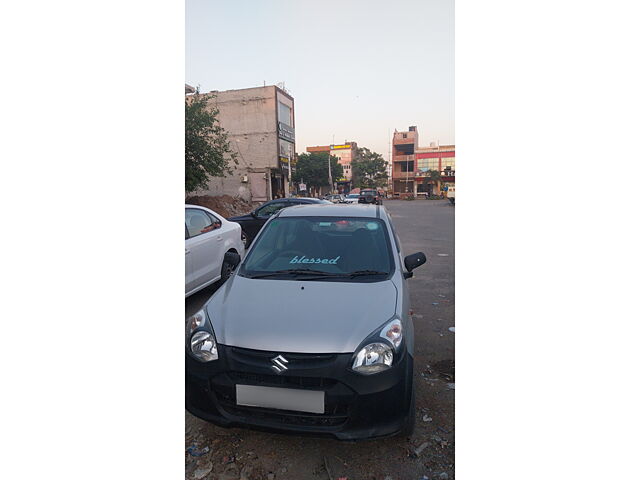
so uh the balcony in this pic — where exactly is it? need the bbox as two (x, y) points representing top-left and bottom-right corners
(393, 154), (415, 161)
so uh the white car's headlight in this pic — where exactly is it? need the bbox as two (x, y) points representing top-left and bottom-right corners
(352, 343), (394, 375)
(186, 309), (219, 362)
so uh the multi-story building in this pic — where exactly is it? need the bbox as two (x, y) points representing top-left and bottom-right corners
(415, 143), (455, 195)
(391, 126), (419, 196)
(192, 85), (296, 203)
(306, 142), (358, 194)
(391, 126), (455, 197)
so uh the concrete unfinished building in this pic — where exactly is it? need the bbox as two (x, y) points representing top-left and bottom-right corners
(192, 85), (296, 203)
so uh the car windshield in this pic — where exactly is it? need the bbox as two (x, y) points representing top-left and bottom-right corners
(347, 194), (359, 198)
(240, 216), (393, 281)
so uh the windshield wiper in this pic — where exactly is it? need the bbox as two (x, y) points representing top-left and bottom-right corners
(246, 269), (389, 280)
(247, 268), (347, 279)
(348, 270), (389, 277)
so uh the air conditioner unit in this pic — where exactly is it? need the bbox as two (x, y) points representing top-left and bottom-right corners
(241, 175), (248, 183)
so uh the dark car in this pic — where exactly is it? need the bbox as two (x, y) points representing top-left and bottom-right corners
(358, 189), (383, 205)
(228, 197), (331, 247)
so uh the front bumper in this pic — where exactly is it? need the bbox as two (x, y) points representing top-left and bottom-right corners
(186, 344), (413, 440)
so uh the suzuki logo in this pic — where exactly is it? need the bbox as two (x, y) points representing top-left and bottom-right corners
(271, 355), (289, 374)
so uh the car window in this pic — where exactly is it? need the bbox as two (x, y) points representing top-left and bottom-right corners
(240, 217), (393, 280)
(256, 201), (288, 218)
(186, 208), (216, 237)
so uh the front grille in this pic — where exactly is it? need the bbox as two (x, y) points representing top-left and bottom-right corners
(228, 347), (337, 371)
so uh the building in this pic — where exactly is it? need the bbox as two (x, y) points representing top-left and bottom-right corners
(193, 85), (296, 203)
(306, 142), (358, 194)
(391, 126), (455, 197)
(185, 84), (196, 94)
(415, 143), (455, 195)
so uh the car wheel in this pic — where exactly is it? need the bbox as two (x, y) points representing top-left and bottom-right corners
(400, 381), (416, 438)
(219, 256), (234, 284)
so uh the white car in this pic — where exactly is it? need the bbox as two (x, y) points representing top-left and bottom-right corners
(343, 193), (360, 204)
(185, 205), (245, 297)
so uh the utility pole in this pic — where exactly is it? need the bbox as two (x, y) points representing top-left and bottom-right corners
(328, 153), (333, 195)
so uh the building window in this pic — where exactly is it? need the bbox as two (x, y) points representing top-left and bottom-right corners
(417, 158), (440, 172)
(278, 102), (292, 126)
(442, 157), (455, 170)
(402, 133), (407, 139)
(399, 161), (414, 172)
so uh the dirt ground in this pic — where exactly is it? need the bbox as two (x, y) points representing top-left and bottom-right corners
(186, 195), (254, 218)
(185, 199), (454, 480)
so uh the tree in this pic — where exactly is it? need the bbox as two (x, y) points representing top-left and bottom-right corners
(423, 169), (442, 193)
(351, 147), (388, 189)
(185, 93), (238, 194)
(292, 152), (343, 189)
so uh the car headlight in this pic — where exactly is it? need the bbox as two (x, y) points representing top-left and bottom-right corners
(186, 309), (218, 362)
(351, 318), (404, 375)
(352, 343), (394, 375)
(380, 319), (403, 349)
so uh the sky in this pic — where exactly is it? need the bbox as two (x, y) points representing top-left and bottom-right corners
(186, 0), (454, 162)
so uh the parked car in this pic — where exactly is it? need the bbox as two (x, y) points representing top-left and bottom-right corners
(185, 205), (245, 297)
(326, 194), (346, 204)
(186, 204), (427, 440)
(358, 189), (383, 205)
(343, 193), (360, 204)
(228, 197), (331, 247)
(447, 186), (455, 205)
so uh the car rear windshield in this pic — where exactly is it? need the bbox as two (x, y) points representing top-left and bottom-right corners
(240, 217), (394, 281)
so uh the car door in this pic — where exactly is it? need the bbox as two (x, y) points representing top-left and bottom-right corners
(185, 208), (224, 294)
(247, 201), (289, 241)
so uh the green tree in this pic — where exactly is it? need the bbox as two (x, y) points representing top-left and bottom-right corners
(351, 147), (388, 189)
(424, 169), (442, 192)
(185, 93), (238, 194)
(292, 152), (343, 189)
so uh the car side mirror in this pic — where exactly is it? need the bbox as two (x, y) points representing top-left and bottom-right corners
(224, 251), (241, 270)
(213, 221), (222, 229)
(250, 210), (257, 218)
(404, 252), (426, 278)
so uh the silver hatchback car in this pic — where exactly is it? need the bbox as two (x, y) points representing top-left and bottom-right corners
(186, 204), (426, 440)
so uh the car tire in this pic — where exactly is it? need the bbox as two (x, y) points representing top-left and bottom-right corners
(219, 256), (234, 284)
(400, 381), (416, 438)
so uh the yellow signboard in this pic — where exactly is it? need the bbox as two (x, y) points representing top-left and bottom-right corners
(330, 144), (351, 150)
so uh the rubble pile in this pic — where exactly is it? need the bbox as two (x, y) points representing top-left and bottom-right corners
(186, 195), (254, 218)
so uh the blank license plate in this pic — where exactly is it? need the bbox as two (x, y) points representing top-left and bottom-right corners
(235, 385), (325, 414)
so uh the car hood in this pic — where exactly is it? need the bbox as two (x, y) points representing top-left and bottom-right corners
(206, 275), (398, 353)
(227, 213), (252, 222)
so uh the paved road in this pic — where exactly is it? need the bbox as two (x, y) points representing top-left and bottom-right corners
(185, 199), (455, 480)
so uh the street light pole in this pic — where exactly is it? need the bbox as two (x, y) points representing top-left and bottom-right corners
(328, 153), (333, 195)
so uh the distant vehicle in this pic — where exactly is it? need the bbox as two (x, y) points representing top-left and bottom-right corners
(358, 189), (383, 205)
(185, 205), (245, 297)
(447, 186), (455, 205)
(186, 203), (427, 440)
(343, 193), (360, 204)
(228, 197), (331, 247)
(326, 194), (346, 204)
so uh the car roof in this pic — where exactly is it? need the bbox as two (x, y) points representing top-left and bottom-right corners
(267, 197), (322, 203)
(278, 203), (387, 219)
